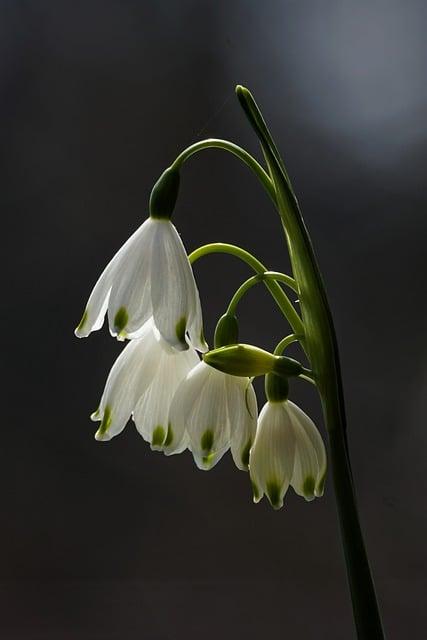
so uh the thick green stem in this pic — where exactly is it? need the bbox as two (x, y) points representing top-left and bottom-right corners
(189, 243), (304, 336)
(237, 85), (385, 639)
(328, 421), (385, 639)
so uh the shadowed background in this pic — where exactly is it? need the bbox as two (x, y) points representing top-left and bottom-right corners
(2, 1), (426, 638)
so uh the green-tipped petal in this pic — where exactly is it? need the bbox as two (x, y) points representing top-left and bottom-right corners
(168, 361), (252, 470)
(287, 400), (327, 498)
(230, 379), (258, 471)
(92, 319), (160, 441)
(249, 402), (296, 510)
(151, 220), (206, 352)
(133, 335), (199, 446)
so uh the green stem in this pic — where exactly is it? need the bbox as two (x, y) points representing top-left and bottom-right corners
(264, 271), (298, 292)
(273, 333), (300, 355)
(227, 271), (297, 315)
(274, 336), (315, 385)
(171, 138), (277, 205)
(189, 243), (304, 336)
(328, 420), (385, 639)
(237, 85), (385, 639)
(299, 373), (316, 386)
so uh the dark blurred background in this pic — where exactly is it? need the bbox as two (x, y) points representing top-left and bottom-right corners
(2, 1), (426, 638)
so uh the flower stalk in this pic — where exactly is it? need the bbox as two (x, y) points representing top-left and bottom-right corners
(226, 271), (298, 316)
(170, 138), (277, 204)
(189, 243), (305, 336)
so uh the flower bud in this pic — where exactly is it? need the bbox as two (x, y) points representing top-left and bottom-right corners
(214, 313), (239, 348)
(203, 344), (303, 378)
(149, 166), (180, 220)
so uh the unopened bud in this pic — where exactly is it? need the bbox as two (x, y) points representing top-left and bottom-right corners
(203, 343), (303, 378)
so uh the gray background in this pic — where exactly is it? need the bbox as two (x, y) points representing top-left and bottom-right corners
(3, 1), (426, 638)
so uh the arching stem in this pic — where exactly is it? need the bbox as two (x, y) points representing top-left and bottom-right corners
(170, 138), (276, 204)
(226, 271), (297, 316)
(274, 334), (316, 385)
(189, 243), (305, 337)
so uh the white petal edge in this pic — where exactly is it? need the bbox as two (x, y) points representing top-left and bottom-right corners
(92, 320), (159, 441)
(107, 219), (157, 339)
(287, 401), (327, 497)
(151, 221), (205, 351)
(133, 344), (199, 449)
(230, 379), (258, 471)
(75, 220), (151, 338)
(165, 362), (210, 456)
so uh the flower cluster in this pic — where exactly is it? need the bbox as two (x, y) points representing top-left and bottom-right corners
(76, 213), (326, 509)
(72, 87), (386, 639)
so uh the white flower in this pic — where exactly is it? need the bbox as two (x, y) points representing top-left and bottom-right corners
(249, 400), (327, 510)
(92, 317), (199, 444)
(165, 361), (258, 470)
(75, 217), (208, 352)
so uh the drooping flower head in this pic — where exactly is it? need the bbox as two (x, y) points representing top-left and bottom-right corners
(75, 216), (207, 353)
(165, 361), (258, 471)
(92, 317), (199, 444)
(249, 397), (327, 510)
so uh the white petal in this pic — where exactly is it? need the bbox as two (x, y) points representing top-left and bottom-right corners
(287, 401), (327, 497)
(133, 342), (199, 449)
(187, 365), (232, 470)
(249, 403), (296, 510)
(107, 219), (156, 339)
(92, 320), (159, 441)
(187, 286), (209, 353)
(164, 381), (191, 456)
(150, 221), (205, 351)
(74, 257), (117, 338)
(230, 379), (258, 471)
(168, 362), (231, 469)
(288, 420), (319, 501)
(75, 221), (151, 338)
(165, 361), (209, 456)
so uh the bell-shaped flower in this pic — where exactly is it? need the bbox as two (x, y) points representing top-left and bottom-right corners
(165, 361), (258, 470)
(249, 400), (326, 510)
(92, 317), (199, 444)
(75, 217), (208, 352)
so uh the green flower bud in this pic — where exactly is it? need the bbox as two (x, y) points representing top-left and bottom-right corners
(214, 313), (239, 348)
(265, 373), (289, 403)
(149, 166), (180, 220)
(203, 344), (303, 378)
